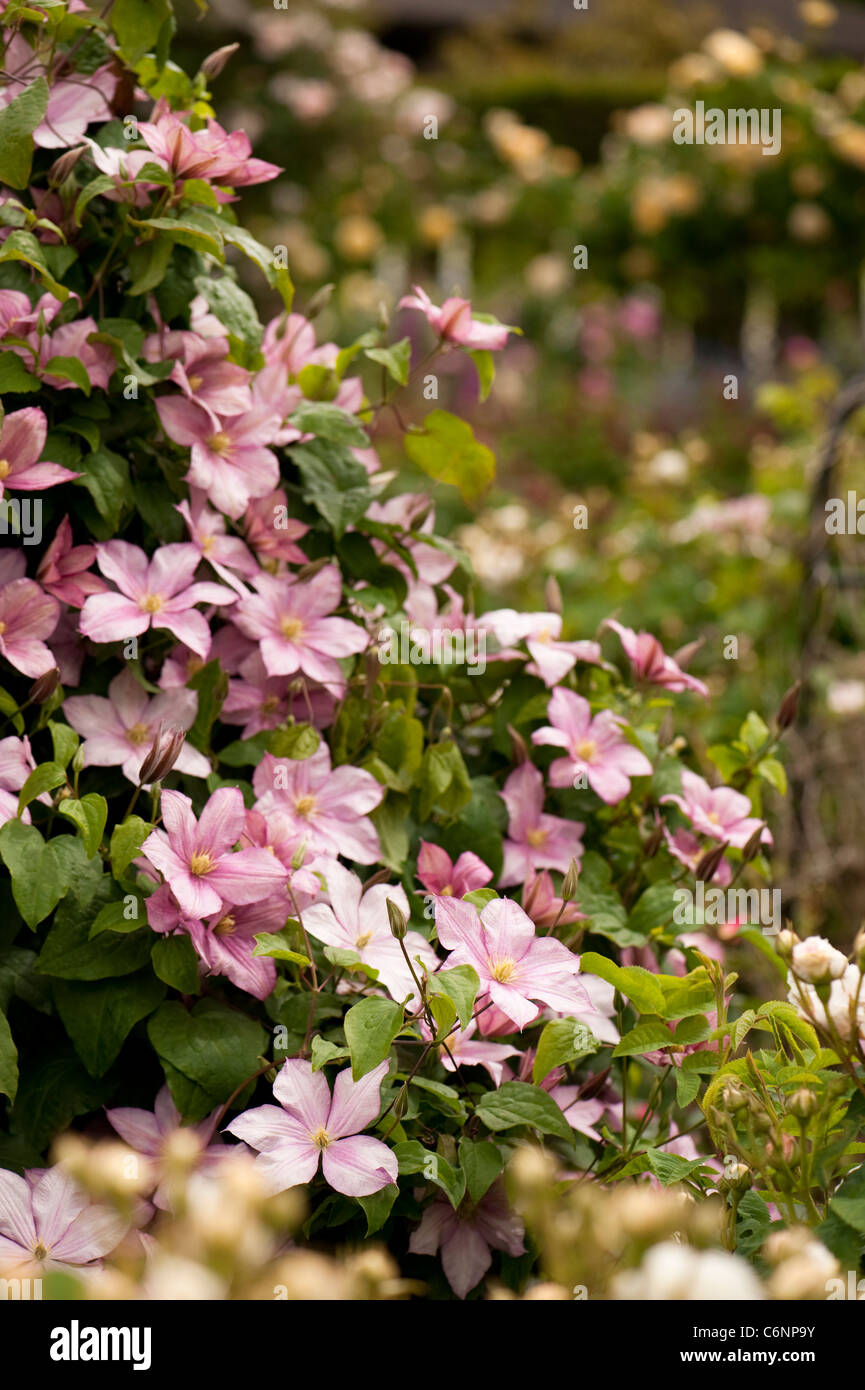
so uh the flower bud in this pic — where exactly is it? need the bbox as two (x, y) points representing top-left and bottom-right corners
(854, 926), (865, 970)
(719, 1161), (752, 1192)
(138, 723), (186, 785)
(561, 857), (581, 902)
(740, 825), (764, 864)
(507, 723), (528, 765)
(28, 666), (60, 704)
(200, 43), (239, 80)
(695, 841), (728, 883)
(720, 1082), (749, 1113)
(544, 575), (563, 615)
(393, 1086), (408, 1120)
(295, 556), (332, 583)
(361, 868), (391, 895)
(775, 928), (798, 959)
(790, 935), (848, 984)
(47, 145), (87, 186)
(386, 897), (407, 940)
(642, 822), (664, 858)
(304, 283), (335, 322)
(786, 1087), (819, 1120)
(290, 841), (307, 871)
(776, 680), (801, 732)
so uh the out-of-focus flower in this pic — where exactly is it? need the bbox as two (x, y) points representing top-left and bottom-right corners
(0, 1167), (128, 1278)
(409, 1179), (525, 1299)
(612, 1241), (765, 1299)
(398, 285), (514, 350)
(64, 667), (209, 784)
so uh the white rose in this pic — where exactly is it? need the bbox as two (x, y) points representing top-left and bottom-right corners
(791, 936), (848, 983)
(612, 1242), (765, 1300)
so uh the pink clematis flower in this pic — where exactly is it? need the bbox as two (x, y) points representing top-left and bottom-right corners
(416, 841), (493, 901)
(499, 762), (584, 886)
(175, 492), (259, 596)
(0, 735), (40, 825)
(36, 516), (107, 607)
(301, 862), (437, 1003)
(0, 578), (60, 677)
(63, 666), (211, 784)
(79, 540), (237, 659)
(521, 870), (586, 931)
(604, 619), (708, 697)
(435, 895), (590, 1030)
(408, 1179), (525, 1299)
(156, 396), (281, 519)
(138, 102), (282, 187)
(483, 609), (605, 688)
(0, 38), (117, 150)
(399, 285), (514, 350)
(661, 769), (771, 850)
(0, 1167), (129, 1278)
(243, 489), (309, 567)
(663, 823), (732, 886)
(252, 746), (383, 865)
(141, 787), (288, 918)
(0, 407), (78, 497)
(532, 688), (652, 805)
(419, 1017), (518, 1087)
(232, 566), (368, 694)
(222, 654), (335, 739)
(106, 1085), (225, 1210)
(226, 1058), (397, 1197)
(145, 884), (285, 1000)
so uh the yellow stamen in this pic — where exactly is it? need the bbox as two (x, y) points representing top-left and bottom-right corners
(0, 621), (6, 636)
(140, 593), (164, 614)
(355, 932), (372, 949)
(213, 914), (236, 936)
(33, 1242), (48, 1261)
(294, 794), (316, 818)
(441, 884), (453, 896)
(310, 1126), (332, 1149)
(189, 850), (215, 876)
(207, 431), (231, 454)
(127, 722), (151, 746)
(491, 958), (516, 983)
(280, 616), (303, 640)
(187, 374), (204, 392)
(0, 459), (10, 480)
(576, 739), (596, 762)
(526, 827), (547, 847)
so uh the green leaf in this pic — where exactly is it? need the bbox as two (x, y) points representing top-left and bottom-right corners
(54, 973), (165, 1077)
(644, 1147), (713, 1186)
(357, 1183), (398, 1235)
(756, 756), (787, 795)
(475, 1080), (573, 1141)
(17, 761), (66, 814)
(418, 740), (472, 821)
(110, 816), (153, 879)
(151, 935), (200, 995)
(289, 401), (368, 449)
(310, 1036), (351, 1072)
(468, 348), (495, 401)
(534, 1016), (599, 1082)
(365, 337), (411, 387)
(0, 350), (39, 393)
(344, 997), (403, 1080)
(0, 229), (71, 299)
(252, 932), (310, 966)
(459, 1137), (503, 1204)
(291, 438), (373, 540)
(0, 820), (70, 929)
(57, 794), (107, 858)
(77, 446), (132, 532)
(740, 711), (770, 753)
(138, 210), (225, 261)
(127, 235), (173, 296)
(0, 79), (48, 189)
(626, 883), (679, 937)
(221, 225), (293, 308)
(0, 1007), (18, 1104)
(193, 274), (263, 349)
(404, 409), (495, 505)
(580, 951), (666, 1015)
(267, 723), (320, 760)
(49, 721), (80, 769)
(426, 964), (479, 1032)
(655, 968), (716, 1020)
(9, 1054), (110, 1150)
(393, 1141), (465, 1209)
(147, 999), (269, 1122)
(428, 992), (456, 1041)
(43, 355), (91, 395)
(613, 1019), (674, 1057)
(111, 0), (172, 62)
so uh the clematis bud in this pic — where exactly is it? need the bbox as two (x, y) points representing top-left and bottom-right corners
(47, 145), (87, 186)
(200, 43), (239, 80)
(695, 841), (728, 883)
(304, 283), (335, 323)
(561, 857), (581, 902)
(507, 723), (528, 765)
(387, 897), (407, 940)
(138, 723), (186, 786)
(642, 822), (664, 858)
(28, 666), (60, 704)
(855, 926), (865, 970)
(544, 575), (563, 615)
(393, 1086), (408, 1120)
(741, 826), (765, 864)
(776, 680), (801, 732)
(720, 1082), (749, 1113)
(295, 556), (331, 583)
(361, 868), (391, 894)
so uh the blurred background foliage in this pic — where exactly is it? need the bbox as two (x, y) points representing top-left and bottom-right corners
(173, 0), (865, 941)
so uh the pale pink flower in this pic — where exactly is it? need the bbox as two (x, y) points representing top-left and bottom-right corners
(222, 654), (336, 738)
(419, 1017), (518, 1086)
(661, 769), (771, 849)
(63, 666), (210, 784)
(0, 407), (77, 497)
(0, 39), (116, 149)
(416, 841), (492, 900)
(141, 787), (288, 918)
(243, 489), (309, 566)
(232, 566), (368, 693)
(483, 608), (604, 688)
(499, 762), (584, 886)
(36, 516), (107, 607)
(435, 896), (589, 1030)
(22, 314), (115, 392)
(0, 735), (38, 825)
(604, 619), (708, 697)
(662, 824), (732, 886)
(138, 102), (282, 186)
(521, 870), (585, 931)
(252, 746), (383, 864)
(156, 396), (281, 519)
(408, 1179), (525, 1299)
(169, 340), (252, 420)
(532, 688), (652, 805)
(0, 578), (60, 677)
(301, 862), (436, 1003)
(145, 883), (284, 1000)
(399, 285), (513, 350)
(79, 540), (237, 659)
(175, 492), (259, 595)
(226, 1058), (397, 1197)
(0, 1167), (128, 1278)
(106, 1085), (224, 1210)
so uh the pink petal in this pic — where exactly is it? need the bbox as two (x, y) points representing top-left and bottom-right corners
(326, 1060), (390, 1139)
(321, 1135), (397, 1196)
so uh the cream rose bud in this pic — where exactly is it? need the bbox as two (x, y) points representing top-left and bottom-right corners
(791, 936), (848, 983)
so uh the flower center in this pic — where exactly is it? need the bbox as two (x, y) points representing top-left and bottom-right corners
(0, 621), (6, 636)
(310, 1126), (332, 1149)
(140, 593), (164, 613)
(441, 884), (453, 896)
(207, 431), (231, 454)
(536, 627), (551, 643)
(0, 458), (10, 479)
(213, 913), (236, 936)
(187, 374), (204, 392)
(294, 794), (316, 817)
(127, 721), (152, 745)
(575, 739), (596, 762)
(33, 1241), (48, 1261)
(201, 534), (215, 553)
(526, 827), (548, 847)
(262, 695), (280, 714)
(355, 931), (372, 949)
(280, 616), (303, 640)
(490, 957), (517, 983)
(189, 850), (216, 876)
(707, 811), (720, 824)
